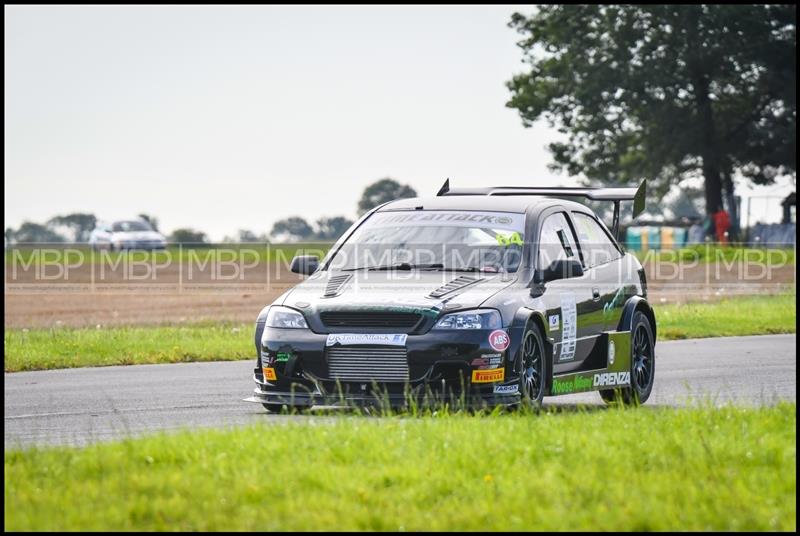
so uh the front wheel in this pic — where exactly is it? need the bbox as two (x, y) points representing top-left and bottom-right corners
(519, 322), (547, 408)
(600, 310), (655, 406)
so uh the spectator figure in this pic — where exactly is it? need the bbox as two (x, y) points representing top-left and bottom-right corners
(713, 209), (731, 244)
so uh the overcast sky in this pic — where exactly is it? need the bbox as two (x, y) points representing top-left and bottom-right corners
(4, 5), (793, 240)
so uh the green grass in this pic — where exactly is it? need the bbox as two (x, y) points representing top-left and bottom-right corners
(3, 323), (253, 372)
(5, 403), (796, 531)
(4, 293), (796, 372)
(657, 293), (796, 340)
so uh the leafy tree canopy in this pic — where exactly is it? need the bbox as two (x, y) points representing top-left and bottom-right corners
(270, 217), (314, 242)
(9, 222), (66, 244)
(315, 216), (354, 241)
(357, 178), (417, 216)
(506, 5), (796, 216)
(168, 228), (207, 245)
(47, 213), (97, 242)
(138, 214), (160, 232)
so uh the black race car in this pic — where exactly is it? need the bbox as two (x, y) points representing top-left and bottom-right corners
(246, 180), (656, 411)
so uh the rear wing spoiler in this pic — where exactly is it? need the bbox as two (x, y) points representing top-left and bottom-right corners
(436, 179), (646, 239)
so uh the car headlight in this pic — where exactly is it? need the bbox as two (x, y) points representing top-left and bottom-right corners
(434, 309), (501, 330)
(265, 306), (308, 329)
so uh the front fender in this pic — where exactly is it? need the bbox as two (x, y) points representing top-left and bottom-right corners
(254, 305), (271, 360)
(507, 307), (549, 375)
(617, 296), (657, 344)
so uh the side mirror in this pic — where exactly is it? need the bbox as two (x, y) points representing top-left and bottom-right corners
(541, 258), (584, 283)
(290, 255), (319, 275)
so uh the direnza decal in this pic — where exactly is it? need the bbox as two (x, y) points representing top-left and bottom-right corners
(593, 372), (630, 387)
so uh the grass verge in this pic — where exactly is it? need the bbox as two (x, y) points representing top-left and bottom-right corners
(657, 292), (796, 340)
(4, 293), (796, 372)
(3, 322), (252, 372)
(5, 403), (796, 531)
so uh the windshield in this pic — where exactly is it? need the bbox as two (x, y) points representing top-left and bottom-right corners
(327, 210), (526, 273)
(112, 220), (153, 232)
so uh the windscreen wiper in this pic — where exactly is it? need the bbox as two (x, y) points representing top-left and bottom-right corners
(442, 266), (503, 273)
(343, 263), (445, 271)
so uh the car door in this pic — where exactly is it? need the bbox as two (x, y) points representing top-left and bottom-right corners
(536, 211), (598, 372)
(570, 211), (626, 333)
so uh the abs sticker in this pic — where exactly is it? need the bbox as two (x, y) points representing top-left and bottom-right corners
(262, 367), (277, 381)
(472, 368), (505, 383)
(559, 293), (577, 361)
(488, 330), (510, 352)
(548, 314), (560, 332)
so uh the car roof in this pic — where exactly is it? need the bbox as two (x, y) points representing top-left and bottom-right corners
(379, 195), (593, 214)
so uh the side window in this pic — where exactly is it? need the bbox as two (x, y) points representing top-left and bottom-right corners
(538, 212), (579, 270)
(571, 212), (621, 267)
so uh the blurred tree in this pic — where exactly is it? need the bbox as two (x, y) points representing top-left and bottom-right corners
(315, 216), (354, 240)
(665, 185), (704, 220)
(168, 228), (207, 245)
(357, 178), (417, 215)
(10, 222), (66, 243)
(236, 229), (268, 243)
(270, 217), (314, 242)
(138, 214), (160, 232)
(506, 5), (796, 220)
(47, 213), (97, 242)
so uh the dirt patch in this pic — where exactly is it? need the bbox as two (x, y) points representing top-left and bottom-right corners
(642, 259), (795, 305)
(4, 259), (795, 328)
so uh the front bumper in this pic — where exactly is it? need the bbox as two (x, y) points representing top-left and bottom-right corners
(245, 382), (521, 409)
(249, 326), (524, 408)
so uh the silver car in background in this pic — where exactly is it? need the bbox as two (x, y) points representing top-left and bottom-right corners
(89, 219), (167, 250)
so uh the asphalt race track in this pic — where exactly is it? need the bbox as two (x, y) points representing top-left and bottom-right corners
(5, 334), (796, 448)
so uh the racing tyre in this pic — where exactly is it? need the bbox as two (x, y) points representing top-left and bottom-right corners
(262, 403), (286, 413)
(600, 311), (655, 406)
(519, 322), (547, 408)
(262, 403), (310, 414)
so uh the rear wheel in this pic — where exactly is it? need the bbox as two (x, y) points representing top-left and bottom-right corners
(519, 322), (547, 408)
(600, 310), (655, 405)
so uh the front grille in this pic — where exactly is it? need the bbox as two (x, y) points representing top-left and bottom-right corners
(327, 346), (409, 382)
(320, 311), (421, 329)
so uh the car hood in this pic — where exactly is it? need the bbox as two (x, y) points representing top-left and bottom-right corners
(112, 231), (164, 241)
(278, 270), (517, 317)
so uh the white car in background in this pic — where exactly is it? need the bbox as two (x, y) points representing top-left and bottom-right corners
(89, 219), (167, 250)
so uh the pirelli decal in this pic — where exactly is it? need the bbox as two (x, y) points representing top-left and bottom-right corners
(472, 368), (505, 384)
